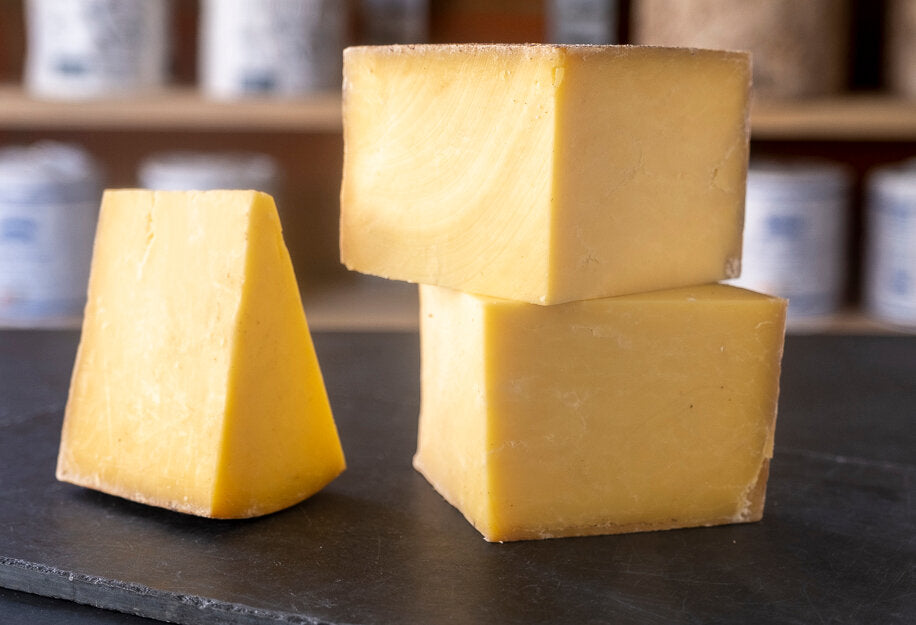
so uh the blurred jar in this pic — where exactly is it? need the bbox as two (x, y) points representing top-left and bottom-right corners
(199, 0), (346, 99)
(360, 0), (429, 44)
(864, 160), (916, 330)
(0, 142), (103, 327)
(24, 0), (170, 99)
(546, 0), (619, 44)
(138, 152), (281, 197)
(728, 160), (853, 319)
(887, 0), (916, 97)
(630, 0), (850, 99)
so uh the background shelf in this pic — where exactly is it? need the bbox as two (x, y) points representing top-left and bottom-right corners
(751, 95), (916, 141)
(303, 278), (911, 335)
(4, 84), (916, 141)
(0, 85), (342, 132)
(7, 277), (908, 335)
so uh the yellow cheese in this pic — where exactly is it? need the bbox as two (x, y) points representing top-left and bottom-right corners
(56, 190), (345, 519)
(414, 283), (786, 541)
(340, 44), (750, 304)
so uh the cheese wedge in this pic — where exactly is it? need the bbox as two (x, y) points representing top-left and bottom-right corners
(340, 44), (750, 304)
(414, 284), (786, 541)
(57, 190), (345, 518)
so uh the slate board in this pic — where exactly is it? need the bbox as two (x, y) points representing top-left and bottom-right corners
(0, 331), (914, 625)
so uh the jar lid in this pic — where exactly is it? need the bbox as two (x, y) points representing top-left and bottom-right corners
(0, 141), (102, 204)
(868, 158), (916, 199)
(748, 158), (853, 202)
(138, 151), (280, 195)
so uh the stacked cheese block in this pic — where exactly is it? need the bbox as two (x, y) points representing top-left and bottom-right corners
(340, 44), (787, 542)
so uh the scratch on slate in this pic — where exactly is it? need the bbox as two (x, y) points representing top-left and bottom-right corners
(0, 405), (65, 428)
(778, 446), (916, 475)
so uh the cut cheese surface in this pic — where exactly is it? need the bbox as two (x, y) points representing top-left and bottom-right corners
(341, 44), (750, 304)
(57, 189), (345, 519)
(414, 283), (786, 542)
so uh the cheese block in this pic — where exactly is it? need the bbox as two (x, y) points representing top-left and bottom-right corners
(340, 44), (750, 304)
(56, 189), (345, 518)
(414, 283), (786, 541)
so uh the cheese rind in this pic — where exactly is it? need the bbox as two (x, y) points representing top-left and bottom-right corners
(340, 44), (750, 304)
(414, 284), (786, 542)
(56, 189), (345, 519)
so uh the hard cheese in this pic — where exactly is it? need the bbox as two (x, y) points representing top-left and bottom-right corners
(414, 284), (786, 542)
(57, 190), (345, 519)
(340, 44), (750, 304)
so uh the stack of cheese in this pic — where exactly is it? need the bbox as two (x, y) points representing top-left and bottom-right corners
(340, 44), (787, 542)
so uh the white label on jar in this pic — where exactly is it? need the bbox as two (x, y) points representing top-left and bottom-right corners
(730, 193), (847, 317)
(200, 0), (345, 98)
(865, 191), (916, 327)
(25, 0), (169, 98)
(0, 198), (97, 325)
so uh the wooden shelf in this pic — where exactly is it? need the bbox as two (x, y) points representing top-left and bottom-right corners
(304, 278), (912, 335)
(309, 282), (913, 335)
(303, 277), (419, 332)
(3, 85), (916, 141)
(4, 278), (911, 335)
(751, 95), (916, 141)
(786, 308), (913, 336)
(0, 84), (342, 132)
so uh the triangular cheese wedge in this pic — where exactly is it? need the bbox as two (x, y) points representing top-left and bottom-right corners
(57, 189), (345, 518)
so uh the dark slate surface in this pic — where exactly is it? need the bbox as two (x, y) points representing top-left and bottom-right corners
(0, 330), (914, 625)
(0, 587), (159, 625)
